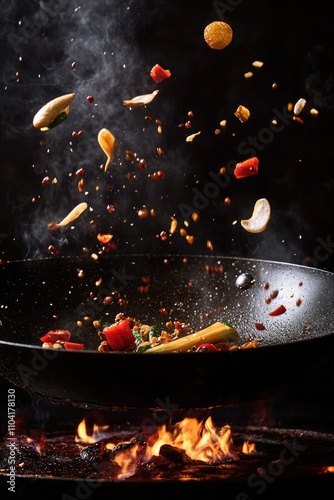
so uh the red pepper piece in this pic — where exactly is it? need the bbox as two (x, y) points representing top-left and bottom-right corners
(150, 64), (171, 83)
(255, 322), (266, 330)
(268, 305), (286, 316)
(40, 330), (71, 343)
(64, 342), (84, 350)
(103, 320), (135, 351)
(234, 157), (259, 179)
(196, 343), (219, 352)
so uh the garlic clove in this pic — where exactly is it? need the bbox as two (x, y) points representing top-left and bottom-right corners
(33, 93), (75, 131)
(241, 198), (271, 233)
(123, 90), (159, 107)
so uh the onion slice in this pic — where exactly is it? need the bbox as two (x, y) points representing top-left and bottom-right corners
(241, 198), (271, 233)
(123, 90), (159, 107)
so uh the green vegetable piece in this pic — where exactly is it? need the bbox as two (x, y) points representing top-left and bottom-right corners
(42, 111), (68, 131)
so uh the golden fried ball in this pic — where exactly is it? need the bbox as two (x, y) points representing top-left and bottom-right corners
(204, 21), (233, 50)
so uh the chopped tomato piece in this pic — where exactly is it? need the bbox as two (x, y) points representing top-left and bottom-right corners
(64, 342), (84, 350)
(196, 343), (219, 352)
(40, 330), (71, 343)
(268, 305), (286, 316)
(102, 320), (136, 351)
(234, 157), (259, 179)
(150, 64), (171, 83)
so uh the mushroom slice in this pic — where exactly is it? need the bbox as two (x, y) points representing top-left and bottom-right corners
(33, 93), (75, 131)
(241, 198), (271, 233)
(123, 90), (159, 107)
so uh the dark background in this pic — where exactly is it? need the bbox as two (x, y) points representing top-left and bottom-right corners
(0, 0), (333, 431)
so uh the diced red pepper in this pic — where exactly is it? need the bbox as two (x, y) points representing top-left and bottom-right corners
(234, 157), (259, 179)
(196, 343), (219, 352)
(102, 320), (136, 351)
(255, 322), (266, 330)
(268, 305), (286, 316)
(150, 64), (171, 83)
(64, 342), (84, 350)
(40, 330), (71, 343)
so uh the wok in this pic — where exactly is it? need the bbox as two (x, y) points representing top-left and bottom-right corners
(0, 254), (333, 411)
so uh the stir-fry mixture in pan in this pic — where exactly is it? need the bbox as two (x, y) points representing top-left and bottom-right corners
(40, 314), (263, 353)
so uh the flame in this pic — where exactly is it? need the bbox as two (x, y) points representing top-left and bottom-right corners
(75, 419), (109, 444)
(325, 466), (334, 473)
(75, 416), (237, 480)
(242, 440), (257, 455)
(145, 416), (235, 463)
(25, 432), (46, 455)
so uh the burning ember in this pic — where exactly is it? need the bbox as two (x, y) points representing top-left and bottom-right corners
(75, 416), (239, 479)
(0, 414), (333, 487)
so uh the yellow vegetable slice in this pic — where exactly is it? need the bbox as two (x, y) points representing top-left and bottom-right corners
(241, 198), (271, 233)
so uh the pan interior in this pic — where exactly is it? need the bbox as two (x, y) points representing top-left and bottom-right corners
(0, 254), (333, 351)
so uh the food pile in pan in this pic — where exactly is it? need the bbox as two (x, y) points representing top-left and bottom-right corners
(39, 313), (261, 353)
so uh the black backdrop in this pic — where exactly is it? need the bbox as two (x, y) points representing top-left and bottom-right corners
(0, 0), (333, 269)
(0, 0), (333, 432)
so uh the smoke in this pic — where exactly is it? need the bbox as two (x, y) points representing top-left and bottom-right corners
(0, 0), (333, 269)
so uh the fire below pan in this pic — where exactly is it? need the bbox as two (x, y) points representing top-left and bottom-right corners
(0, 254), (333, 410)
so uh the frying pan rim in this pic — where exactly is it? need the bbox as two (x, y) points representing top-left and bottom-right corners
(0, 252), (333, 277)
(0, 330), (333, 354)
(0, 253), (332, 353)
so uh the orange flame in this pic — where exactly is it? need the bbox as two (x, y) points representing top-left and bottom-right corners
(75, 416), (237, 479)
(75, 419), (110, 444)
(145, 417), (235, 463)
(242, 440), (257, 455)
(25, 432), (46, 455)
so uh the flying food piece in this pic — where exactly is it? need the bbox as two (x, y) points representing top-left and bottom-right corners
(186, 131), (201, 142)
(234, 105), (250, 123)
(123, 90), (159, 107)
(241, 198), (271, 233)
(293, 98), (306, 116)
(33, 93), (75, 131)
(150, 64), (171, 83)
(204, 21), (233, 50)
(97, 128), (115, 172)
(48, 202), (88, 230)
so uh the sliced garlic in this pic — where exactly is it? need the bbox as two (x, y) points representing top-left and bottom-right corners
(123, 90), (159, 107)
(186, 131), (201, 142)
(48, 202), (88, 230)
(293, 98), (306, 116)
(33, 93), (75, 131)
(97, 128), (115, 172)
(241, 198), (271, 233)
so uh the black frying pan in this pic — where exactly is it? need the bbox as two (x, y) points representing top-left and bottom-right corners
(0, 254), (333, 410)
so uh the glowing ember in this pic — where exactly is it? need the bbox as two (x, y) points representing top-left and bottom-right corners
(75, 415), (237, 479)
(25, 432), (46, 455)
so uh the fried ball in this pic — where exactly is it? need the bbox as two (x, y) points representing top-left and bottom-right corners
(204, 21), (233, 50)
